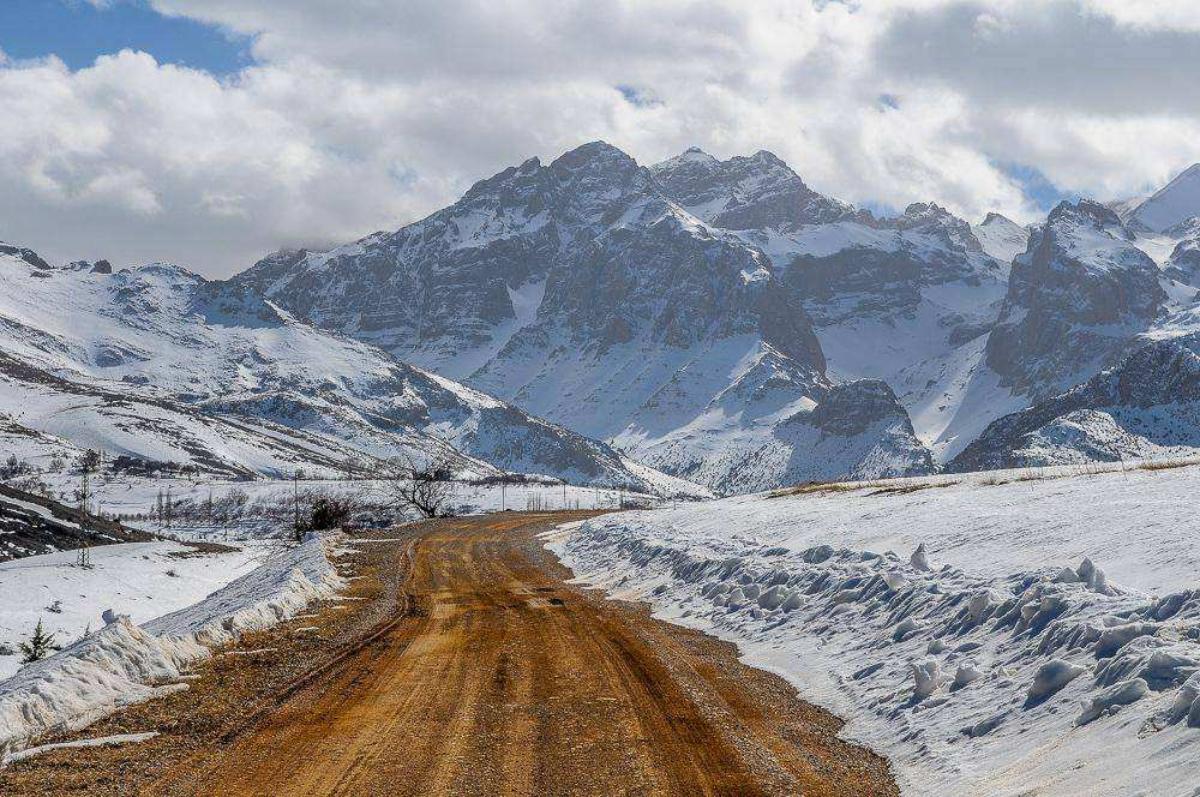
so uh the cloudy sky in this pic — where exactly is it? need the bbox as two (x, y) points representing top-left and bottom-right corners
(2, 0), (1200, 276)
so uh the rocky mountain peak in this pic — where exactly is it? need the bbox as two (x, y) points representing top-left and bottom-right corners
(1048, 198), (1127, 234)
(0, 242), (51, 271)
(651, 147), (854, 231)
(986, 197), (1167, 398)
(892, 202), (982, 253)
(972, 212), (1031, 263)
(549, 140), (639, 178)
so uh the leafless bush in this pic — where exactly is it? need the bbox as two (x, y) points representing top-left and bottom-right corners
(385, 452), (456, 519)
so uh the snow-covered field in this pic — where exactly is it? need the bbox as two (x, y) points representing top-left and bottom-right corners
(0, 540), (266, 681)
(549, 463), (1200, 797)
(45, 474), (670, 540)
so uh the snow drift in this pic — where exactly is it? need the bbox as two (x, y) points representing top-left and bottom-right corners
(550, 471), (1200, 796)
(0, 534), (342, 756)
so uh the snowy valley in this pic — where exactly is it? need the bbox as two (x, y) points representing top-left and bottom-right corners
(5, 143), (1200, 795)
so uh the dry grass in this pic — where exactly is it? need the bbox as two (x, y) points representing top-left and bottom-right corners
(1138, 458), (1200, 472)
(768, 481), (862, 498)
(867, 481), (959, 497)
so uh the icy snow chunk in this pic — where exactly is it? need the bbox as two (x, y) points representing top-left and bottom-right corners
(952, 662), (983, 691)
(1095, 638), (1197, 690)
(780, 592), (804, 612)
(964, 712), (1006, 738)
(893, 617), (922, 642)
(1077, 557), (1097, 583)
(1026, 659), (1088, 706)
(910, 543), (931, 572)
(1053, 567), (1080, 584)
(801, 544), (835, 564)
(1093, 622), (1158, 659)
(967, 590), (1000, 624)
(1161, 672), (1200, 728)
(1077, 678), (1148, 725)
(757, 585), (789, 611)
(1076, 557), (1114, 595)
(911, 660), (941, 701)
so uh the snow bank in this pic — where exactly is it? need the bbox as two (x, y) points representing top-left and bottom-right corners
(0, 535), (342, 756)
(0, 540), (264, 681)
(551, 474), (1200, 797)
(2, 732), (159, 767)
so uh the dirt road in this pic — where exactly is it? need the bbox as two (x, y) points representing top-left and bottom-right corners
(149, 513), (895, 797)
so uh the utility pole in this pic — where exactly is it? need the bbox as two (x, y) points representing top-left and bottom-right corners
(293, 469), (301, 537)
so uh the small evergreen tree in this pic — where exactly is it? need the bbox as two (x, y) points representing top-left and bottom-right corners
(19, 618), (58, 664)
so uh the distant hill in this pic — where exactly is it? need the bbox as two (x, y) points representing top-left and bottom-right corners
(0, 483), (152, 561)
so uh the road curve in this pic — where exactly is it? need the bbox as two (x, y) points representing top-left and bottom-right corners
(162, 513), (897, 797)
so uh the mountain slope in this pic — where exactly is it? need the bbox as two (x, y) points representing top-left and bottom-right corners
(0, 244), (692, 493)
(972, 212), (1030, 264)
(651, 150), (1014, 462)
(1130, 163), (1200, 233)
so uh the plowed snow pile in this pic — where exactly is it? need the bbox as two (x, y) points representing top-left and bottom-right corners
(0, 534), (342, 757)
(550, 465), (1200, 797)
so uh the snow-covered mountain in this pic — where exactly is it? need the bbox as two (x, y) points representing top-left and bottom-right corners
(945, 167), (1200, 470)
(642, 149), (1043, 465)
(14, 147), (1200, 487)
(950, 333), (1200, 471)
(1129, 163), (1200, 233)
(0, 244), (694, 494)
(971, 212), (1031, 264)
(232, 142), (937, 493)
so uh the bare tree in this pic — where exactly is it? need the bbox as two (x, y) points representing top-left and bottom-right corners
(386, 452), (456, 519)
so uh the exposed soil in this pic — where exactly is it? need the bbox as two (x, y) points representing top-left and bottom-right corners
(1, 512), (898, 797)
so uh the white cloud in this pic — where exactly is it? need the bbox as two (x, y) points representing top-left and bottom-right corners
(2, 0), (1200, 275)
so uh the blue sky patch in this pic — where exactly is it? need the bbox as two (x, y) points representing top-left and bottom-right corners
(616, 84), (664, 108)
(997, 161), (1074, 211)
(0, 0), (250, 75)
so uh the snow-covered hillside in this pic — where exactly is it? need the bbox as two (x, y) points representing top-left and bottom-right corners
(0, 483), (151, 561)
(551, 464), (1200, 796)
(0, 539), (265, 681)
(1130, 163), (1200, 233)
(951, 333), (1200, 471)
(0, 245), (691, 494)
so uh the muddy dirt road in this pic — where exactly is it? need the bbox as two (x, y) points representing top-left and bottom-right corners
(144, 513), (896, 796)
